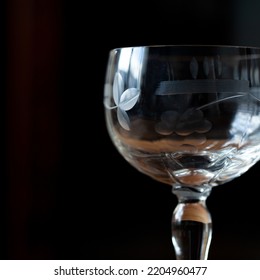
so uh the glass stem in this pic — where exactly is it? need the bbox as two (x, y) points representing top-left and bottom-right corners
(171, 187), (212, 260)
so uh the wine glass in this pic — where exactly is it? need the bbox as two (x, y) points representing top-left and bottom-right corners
(103, 45), (260, 260)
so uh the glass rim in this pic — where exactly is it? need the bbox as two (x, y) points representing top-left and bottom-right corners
(110, 44), (260, 52)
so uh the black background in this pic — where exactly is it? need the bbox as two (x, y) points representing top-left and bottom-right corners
(1, 0), (260, 259)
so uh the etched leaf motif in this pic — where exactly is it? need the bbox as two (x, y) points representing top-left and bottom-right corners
(190, 57), (198, 79)
(175, 108), (212, 136)
(195, 120), (212, 133)
(203, 56), (209, 77)
(254, 66), (260, 85)
(117, 108), (130, 130)
(155, 110), (179, 135)
(155, 121), (174, 135)
(113, 72), (124, 106)
(181, 108), (203, 121)
(111, 72), (140, 130)
(216, 56), (222, 76)
(119, 88), (140, 111)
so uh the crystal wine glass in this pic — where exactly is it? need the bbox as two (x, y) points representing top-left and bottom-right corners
(103, 45), (260, 259)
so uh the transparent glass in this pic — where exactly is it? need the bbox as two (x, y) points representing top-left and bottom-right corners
(103, 45), (260, 259)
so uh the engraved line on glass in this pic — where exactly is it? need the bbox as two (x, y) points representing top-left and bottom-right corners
(249, 90), (260, 102)
(196, 94), (245, 110)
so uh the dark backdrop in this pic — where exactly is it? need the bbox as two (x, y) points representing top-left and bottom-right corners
(1, 0), (260, 259)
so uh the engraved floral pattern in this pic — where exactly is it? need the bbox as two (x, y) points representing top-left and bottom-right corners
(106, 56), (260, 137)
(155, 108), (212, 150)
(112, 72), (140, 130)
